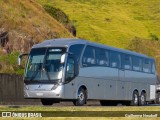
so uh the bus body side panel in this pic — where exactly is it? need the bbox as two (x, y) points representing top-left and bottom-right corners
(76, 67), (156, 101)
(77, 67), (118, 100)
(124, 70), (156, 101)
(63, 80), (76, 99)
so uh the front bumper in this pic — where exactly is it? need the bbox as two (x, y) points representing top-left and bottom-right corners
(24, 86), (64, 98)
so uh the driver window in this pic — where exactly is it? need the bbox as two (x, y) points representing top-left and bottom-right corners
(66, 57), (75, 81)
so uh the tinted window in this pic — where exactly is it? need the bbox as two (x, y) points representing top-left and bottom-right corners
(95, 48), (109, 66)
(132, 57), (142, 71)
(110, 51), (120, 68)
(143, 59), (151, 73)
(69, 44), (84, 62)
(151, 61), (156, 74)
(66, 57), (75, 81)
(122, 54), (131, 70)
(82, 46), (95, 66)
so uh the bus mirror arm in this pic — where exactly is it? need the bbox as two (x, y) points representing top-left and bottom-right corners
(18, 53), (29, 65)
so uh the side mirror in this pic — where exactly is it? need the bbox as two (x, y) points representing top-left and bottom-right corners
(18, 57), (22, 66)
(61, 53), (66, 64)
(18, 53), (28, 65)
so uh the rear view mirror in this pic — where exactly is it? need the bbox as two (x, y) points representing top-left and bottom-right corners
(61, 54), (66, 64)
(18, 53), (28, 65)
(18, 57), (22, 66)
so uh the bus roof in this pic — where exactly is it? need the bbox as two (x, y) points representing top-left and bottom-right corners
(32, 38), (153, 59)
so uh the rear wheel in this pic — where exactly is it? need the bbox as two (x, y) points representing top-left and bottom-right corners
(139, 92), (146, 106)
(41, 99), (54, 106)
(156, 92), (160, 104)
(73, 88), (87, 106)
(131, 91), (139, 106)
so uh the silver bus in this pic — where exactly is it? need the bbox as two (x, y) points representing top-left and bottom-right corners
(18, 38), (156, 106)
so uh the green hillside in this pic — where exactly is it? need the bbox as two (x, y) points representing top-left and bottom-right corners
(37, 0), (160, 73)
(37, 0), (160, 48)
(0, 0), (73, 74)
(0, 0), (160, 74)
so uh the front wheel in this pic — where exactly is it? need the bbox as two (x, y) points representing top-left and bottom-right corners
(73, 88), (87, 106)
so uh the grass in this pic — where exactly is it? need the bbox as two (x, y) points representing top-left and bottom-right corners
(0, 0), (160, 74)
(0, 0), (72, 41)
(0, 0), (73, 73)
(35, 0), (160, 74)
(37, 0), (160, 48)
(0, 106), (160, 120)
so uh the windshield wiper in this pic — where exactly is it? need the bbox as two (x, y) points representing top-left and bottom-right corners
(42, 66), (51, 81)
(30, 64), (42, 81)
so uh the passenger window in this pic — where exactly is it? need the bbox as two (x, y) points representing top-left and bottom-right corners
(65, 57), (75, 81)
(95, 48), (109, 66)
(69, 44), (84, 62)
(82, 46), (95, 67)
(132, 57), (142, 71)
(122, 54), (131, 70)
(110, 51), (120, 68)
(143, 59), (151, 73)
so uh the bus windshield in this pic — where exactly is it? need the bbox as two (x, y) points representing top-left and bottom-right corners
(25, 47), (66, 81)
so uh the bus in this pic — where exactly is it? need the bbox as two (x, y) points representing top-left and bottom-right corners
(18, 38), (156, 106)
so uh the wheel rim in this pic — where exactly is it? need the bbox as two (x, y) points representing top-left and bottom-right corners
(134, 94), (138, 105)
(78, 91), (85, 102)
(141, 94), (145, 105)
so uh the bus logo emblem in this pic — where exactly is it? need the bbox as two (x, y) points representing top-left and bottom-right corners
(38, 85), (41, 88)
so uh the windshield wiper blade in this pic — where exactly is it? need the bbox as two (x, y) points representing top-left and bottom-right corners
(42, 67), (51, 81)
(30, 63), (42, 81)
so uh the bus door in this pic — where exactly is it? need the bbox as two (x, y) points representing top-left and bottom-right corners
(64, 55), (77, 99)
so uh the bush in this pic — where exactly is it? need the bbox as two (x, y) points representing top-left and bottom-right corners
(43, 4), (76, 36)
(150, 33), (159, 41)
(43, 5), (69, 24)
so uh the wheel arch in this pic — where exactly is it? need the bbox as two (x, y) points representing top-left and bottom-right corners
(141, 90), (146, 94)
(131, 89), (139, 99)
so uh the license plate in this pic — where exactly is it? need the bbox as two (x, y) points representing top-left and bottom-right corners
(36, 93), (43, 96)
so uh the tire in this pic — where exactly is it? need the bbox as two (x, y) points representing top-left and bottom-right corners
(156, 92), (160, 104)
(73, 88), (87, 106)
(41, 99), (54, 106)
(139, 92), (146, 106)
(131, 91), (139, 106)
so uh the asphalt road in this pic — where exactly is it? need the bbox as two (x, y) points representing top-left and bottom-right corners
(1, 100), (160, 106)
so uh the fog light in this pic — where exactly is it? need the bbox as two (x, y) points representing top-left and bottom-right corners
(56, 94), (60, 96)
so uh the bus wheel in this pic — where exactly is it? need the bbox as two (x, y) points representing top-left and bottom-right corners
(73, 88), (87, 106)
(139, 92), (146, 106)
(131, 91), (139, 106)
(41, 99), (53, 106)
(156, 92), (160, 104)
